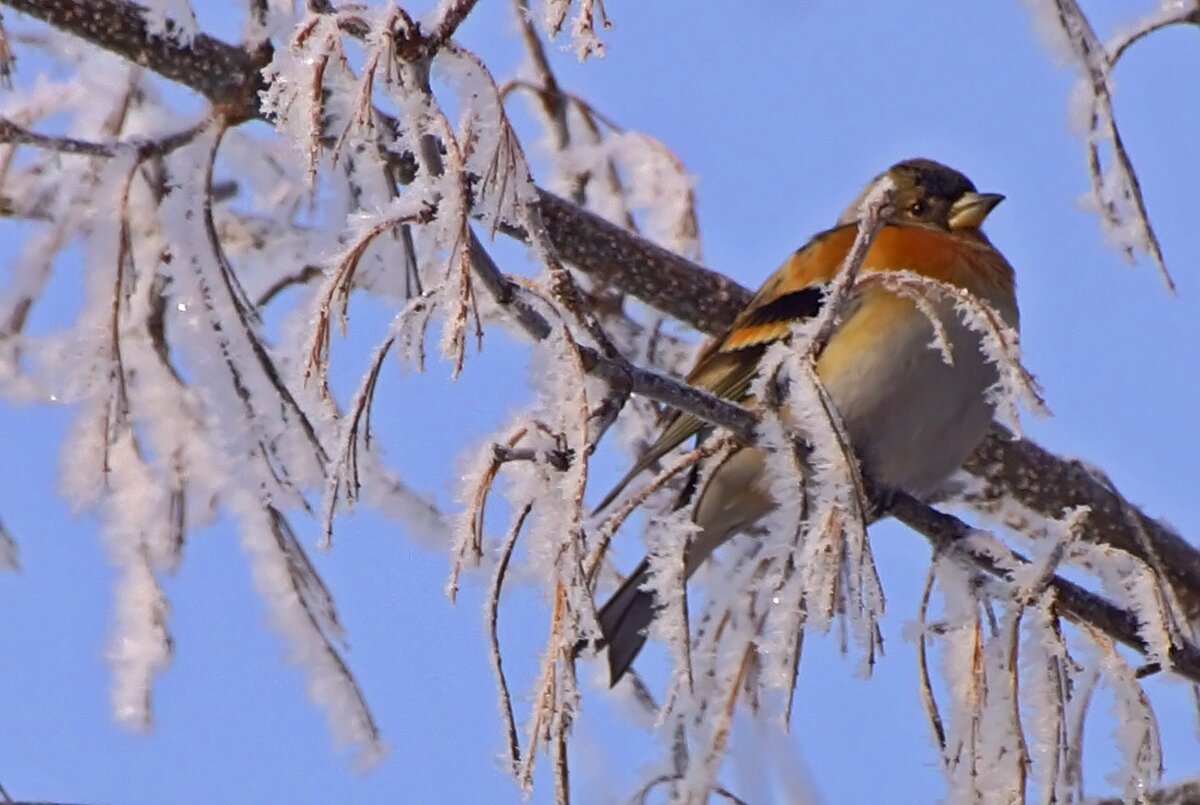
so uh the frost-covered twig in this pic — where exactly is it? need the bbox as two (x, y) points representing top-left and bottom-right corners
(510, 0), (588, 208)
(488, 502), (531, 779)
(319, 291), (443, 548)
(504, 9), (701, 259)
(1085, 625), (1164, 798)
(542, 0), (610, 60)
(888, 492), (1200, 684)
(0, 10), (14, 88)
(0, 115), (206, 159)
(428, 0), (483, 48)
(806, 177), (894, 352)
(464, 230), (757, 441)
(1108, 4), (1200, 65)
(1037, 0), (1178, 291)
(450, 423), (545, 598)
(1117, 489), (1200, 663)
(862, 269), (1046, 432)
(917, 562), (948, 758)
(304, 200), (436, 399)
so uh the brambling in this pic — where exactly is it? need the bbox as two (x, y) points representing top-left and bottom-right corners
(591, 158), (1019, 684)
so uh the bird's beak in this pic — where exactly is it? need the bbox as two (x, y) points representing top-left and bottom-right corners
(948, 192), (1005, 230)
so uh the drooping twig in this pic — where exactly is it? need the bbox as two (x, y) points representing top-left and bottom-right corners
(488, 502), (532, 779)
(1045, 0), (1176, 292)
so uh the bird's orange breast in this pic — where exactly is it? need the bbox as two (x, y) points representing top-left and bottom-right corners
(718, 223), (1014, 354)
(787, 224), (1012, 293)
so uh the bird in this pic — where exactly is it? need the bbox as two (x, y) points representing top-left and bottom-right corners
(589, 158), (1019, 685)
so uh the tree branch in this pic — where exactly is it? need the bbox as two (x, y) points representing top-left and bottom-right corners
(888, 492), (1200, 684)
(1093, 777), (1200, 805)
(3, 0), (269, 119)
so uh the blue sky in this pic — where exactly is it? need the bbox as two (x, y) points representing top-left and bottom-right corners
(1, 1), (1198, 803)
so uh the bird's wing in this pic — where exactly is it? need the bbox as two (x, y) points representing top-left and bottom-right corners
(591, 224), (860, 514)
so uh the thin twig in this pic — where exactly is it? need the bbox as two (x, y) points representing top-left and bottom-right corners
(918, 561), (948, 760)
(487, 502), (531, 779)
(1048, 0), (1175, 291)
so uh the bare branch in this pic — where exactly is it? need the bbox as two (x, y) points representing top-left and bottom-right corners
(1093, 777), (1200, 805)
(487, 502), (531, 780)
(0, 115), (207, 159)
(3, 0), (268, 117)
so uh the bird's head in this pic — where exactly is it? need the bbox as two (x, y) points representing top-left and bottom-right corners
(839, 158), (1005, 232)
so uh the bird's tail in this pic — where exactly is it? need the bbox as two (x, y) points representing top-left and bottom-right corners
(590, 448), (773, 685)
(596, 558), (655, 686)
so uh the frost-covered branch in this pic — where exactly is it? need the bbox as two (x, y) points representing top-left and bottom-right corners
(1094, 777), (1200, 805)
(3, 0), (268, 114)
(888, 492), (1200, 685)
(962, 425), (1200, 620)
(464, 234), (756, 440)
(0, 115), (207, 158)
(1031, 0), (1193, 292)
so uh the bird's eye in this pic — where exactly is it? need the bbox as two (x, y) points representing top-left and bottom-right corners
(908, 200), (926, 216)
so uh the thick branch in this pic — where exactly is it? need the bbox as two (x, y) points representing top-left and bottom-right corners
(1094, 777), (1200, 805)
(4, 0), (268, 118)
(467, 229), (758, 441)
(964, 425), (1200, 619)
(521, 192), (747, 333)
(888, 492), (1200, 684)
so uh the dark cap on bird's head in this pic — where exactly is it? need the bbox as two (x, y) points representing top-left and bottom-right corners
(838, 158), (1005, 232)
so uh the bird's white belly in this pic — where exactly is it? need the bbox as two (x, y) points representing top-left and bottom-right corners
(818, 298), (1004, 496)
